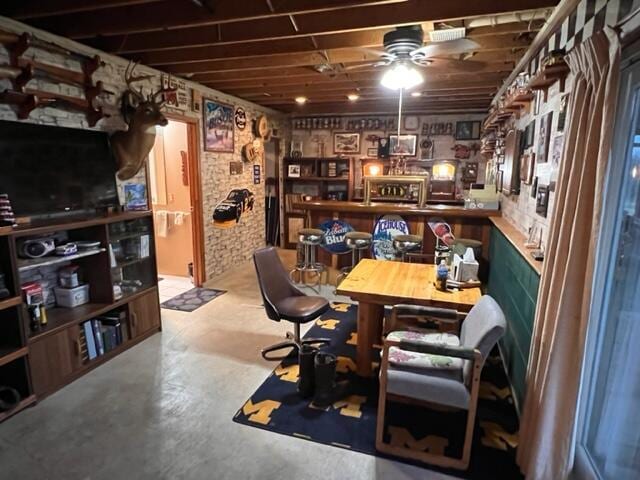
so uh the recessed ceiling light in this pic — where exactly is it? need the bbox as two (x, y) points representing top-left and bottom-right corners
(347, 93), (359, 101)
(295, 96), (307, 104)
(411, 91), (422, 97)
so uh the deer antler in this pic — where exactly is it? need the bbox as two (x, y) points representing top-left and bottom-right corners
(124, 61), (153, 102)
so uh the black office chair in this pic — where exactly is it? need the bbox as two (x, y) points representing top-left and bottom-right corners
(253, 246), (331, 360)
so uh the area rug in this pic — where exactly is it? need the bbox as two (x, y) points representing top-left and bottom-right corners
(233, 303), (522, 479)
(160, 287), (226, 312)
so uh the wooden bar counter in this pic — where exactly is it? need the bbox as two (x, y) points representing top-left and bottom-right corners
(293, 200), (499, 270)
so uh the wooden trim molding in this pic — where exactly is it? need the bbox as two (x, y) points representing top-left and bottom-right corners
(489, 216), (542, 275)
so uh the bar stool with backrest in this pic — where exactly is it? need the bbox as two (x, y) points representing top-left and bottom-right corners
(336, 231), (372, 287)
(290, 228), (327, 290)
(392, 234), (423, 262)
(253, 246), (331, 360)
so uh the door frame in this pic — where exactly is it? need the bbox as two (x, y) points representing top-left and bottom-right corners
(155, 112), (205, 287)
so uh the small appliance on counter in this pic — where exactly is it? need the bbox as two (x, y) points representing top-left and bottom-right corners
(464, 186), (500, 210)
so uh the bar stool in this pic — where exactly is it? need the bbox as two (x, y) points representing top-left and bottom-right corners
(392, 234), (423, 262)
(290, 228), (326, 290)
(336, 231), (372, 287)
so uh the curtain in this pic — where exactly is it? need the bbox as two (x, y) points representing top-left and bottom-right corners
(516, 27), (621, 480)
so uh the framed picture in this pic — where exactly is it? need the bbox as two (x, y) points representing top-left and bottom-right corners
(496, 169), (504, 193)
(203, 98), (234, 152)
(524, 119), (536, 148)
(378, 137), (390, 158)
(288, 164), (301, 178)
(403, 115), (419, 131)
(536, 112), (553, 163)
(520, 153), (535, 184)
(557, 94), (569, 132)
(389, 134), (417, 156)
(334, 132), (360, 154)
(551, 135), (564, 165)
(455, 121), (481, 140)
(367, 147), (378, 157)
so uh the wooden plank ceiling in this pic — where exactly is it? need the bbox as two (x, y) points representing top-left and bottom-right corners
(1, 0), (560, 115)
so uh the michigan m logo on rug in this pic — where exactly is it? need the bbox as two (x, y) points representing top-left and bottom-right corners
(241, 399), (281, 425)
(388, 426), (448, 455)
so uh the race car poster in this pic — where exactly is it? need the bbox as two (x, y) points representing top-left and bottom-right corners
(203, 98), (234, 152)
(212, 189), (255, 229)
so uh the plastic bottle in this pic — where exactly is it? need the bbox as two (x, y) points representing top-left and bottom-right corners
(436, 260), (449, 291)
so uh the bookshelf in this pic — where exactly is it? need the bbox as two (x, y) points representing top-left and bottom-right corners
(283, 156), (354, 248)
(0, 211), (161, 420)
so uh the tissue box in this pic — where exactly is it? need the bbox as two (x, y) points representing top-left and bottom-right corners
(451, 248), (480, 282)
(54, 284), (89, 308)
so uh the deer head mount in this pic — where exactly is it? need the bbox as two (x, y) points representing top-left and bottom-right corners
(111, 62), (176, 180)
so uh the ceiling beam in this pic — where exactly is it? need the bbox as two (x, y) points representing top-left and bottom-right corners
(135, 31), (531, 67)
(202, 73), (506, 91)
(84, 0), (558, 52)
(23, 1), (407, 38)
(159, 50), (515, 75)
(227, 86), (497, 99)
(253, 92), (494, 105)
(221, 79), (501, 96)
(0, 0), (162, 19)
(274, 100), (490, 114)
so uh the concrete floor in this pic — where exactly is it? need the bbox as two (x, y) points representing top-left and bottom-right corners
(0, 250), (455, 480)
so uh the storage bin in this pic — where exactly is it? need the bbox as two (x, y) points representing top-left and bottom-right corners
(54, 284), (90, 308)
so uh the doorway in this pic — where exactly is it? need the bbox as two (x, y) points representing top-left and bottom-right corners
(148, 117), (205, 301)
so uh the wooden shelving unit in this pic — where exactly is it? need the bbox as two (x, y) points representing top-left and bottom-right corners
(283, 156), (354, 248)
(0, 211), (162, 418)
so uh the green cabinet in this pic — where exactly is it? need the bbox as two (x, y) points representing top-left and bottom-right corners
(488, 226), (539, 414)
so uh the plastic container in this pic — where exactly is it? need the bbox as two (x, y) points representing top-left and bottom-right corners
(54, 284), (89, 308)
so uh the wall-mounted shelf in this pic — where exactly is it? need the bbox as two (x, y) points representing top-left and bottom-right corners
(528, 61), (570, 101)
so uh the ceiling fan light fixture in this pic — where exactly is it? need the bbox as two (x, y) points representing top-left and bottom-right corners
(294, 96), (307, 105)
(411, 91), (422, 97)
(347, 93), (359, 101)
(380, 63), (424, 90)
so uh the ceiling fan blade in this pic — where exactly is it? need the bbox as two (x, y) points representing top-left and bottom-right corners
(342, 61), (388, 71)
(357, 47), (387, 57)
(421, 57), (487, 72)
(412, 38), (480, 59)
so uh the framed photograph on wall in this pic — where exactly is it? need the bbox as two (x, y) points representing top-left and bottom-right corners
(455, 121), (481, 140)
(389, 134), (417, 156)
(536, 112), (552, 163)
(367, 147), (378, 157)
(403, 115), (419, 131)
(203, 98), (234, 152)
(334, 132), (360, 154)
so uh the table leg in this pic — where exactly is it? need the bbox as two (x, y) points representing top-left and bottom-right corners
(356, 302), (384, 377)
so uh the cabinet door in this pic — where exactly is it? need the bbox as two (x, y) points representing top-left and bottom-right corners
(129, 290), (161, 339)
(29, 326), (82, 397)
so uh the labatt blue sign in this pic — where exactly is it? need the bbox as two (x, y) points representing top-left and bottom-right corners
(318, 219), (354, 254)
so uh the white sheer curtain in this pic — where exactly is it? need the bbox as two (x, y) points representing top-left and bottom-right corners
(589, 144), (640, 477)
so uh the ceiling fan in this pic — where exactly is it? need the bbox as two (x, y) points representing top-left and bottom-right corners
(346, 25), (486, 73)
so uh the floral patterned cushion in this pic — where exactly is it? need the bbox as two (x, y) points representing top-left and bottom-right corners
(387, 331), (463, 379)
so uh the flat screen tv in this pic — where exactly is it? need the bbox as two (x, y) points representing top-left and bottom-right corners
(0, 120), (120, 220)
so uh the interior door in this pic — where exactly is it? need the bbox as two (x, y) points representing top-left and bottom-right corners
(574, 45), (640, 480)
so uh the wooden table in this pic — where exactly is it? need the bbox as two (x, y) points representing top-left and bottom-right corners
(336, 259), (482, 376)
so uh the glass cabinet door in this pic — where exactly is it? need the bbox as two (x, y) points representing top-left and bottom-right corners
(108, 217), (156, 300)
(576, 53), (640, 479)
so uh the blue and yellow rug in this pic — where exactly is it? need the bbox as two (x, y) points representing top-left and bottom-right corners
(233, 303), (522, 479)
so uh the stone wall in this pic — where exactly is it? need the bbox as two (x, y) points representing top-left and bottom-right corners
(0, 16), (286, 281)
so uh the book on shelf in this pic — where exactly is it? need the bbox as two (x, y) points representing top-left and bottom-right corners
(91, 319), (105, 356)
(83, 321), (98, 360)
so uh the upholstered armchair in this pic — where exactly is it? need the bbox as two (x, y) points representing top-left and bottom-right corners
(376, 295), (506, 470)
